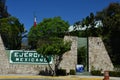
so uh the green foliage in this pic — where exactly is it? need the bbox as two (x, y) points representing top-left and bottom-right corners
(0, 0), (26, 50)
(71, 12), (103, 37)
(96, 2), (120, 65)
(96, 3), (120, 37)
(91, 70), (102, 76)
(91, 70), (120, 77)
(56, 69), (66, 76)
(69, 30), (86, 37)
(28, 16), (71, 76)
(109, 71), (120, 77)
(37, 39), (71, 75)
(70, 69), (76, 75)
(37, 37), (71, 56)
(0, 17), (25, 49)
(73, 2), (120, 65)
(37, 38), (71, 75)
(0, 0), (10, 18)
(28, 16), (69, 49)
(77, 46), (87, 66)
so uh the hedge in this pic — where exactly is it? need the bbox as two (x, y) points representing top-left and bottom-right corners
(56, 69), (66, 76)
(91, 70), (102, 76)
(70, 69), (76, 75)
(91, 70), (120, 77)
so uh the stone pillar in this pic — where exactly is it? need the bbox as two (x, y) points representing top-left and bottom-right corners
(89, 37), (114, 72)
(0, 35), (9, 74)
(59, 36), (78, 73)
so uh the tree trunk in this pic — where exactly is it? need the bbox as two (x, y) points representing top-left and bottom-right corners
(45, 56), (55, 76)
(44, 55), (63, 76)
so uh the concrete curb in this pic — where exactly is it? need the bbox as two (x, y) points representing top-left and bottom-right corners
(0, 75), (119, 80)
(0, 75), (103, 80)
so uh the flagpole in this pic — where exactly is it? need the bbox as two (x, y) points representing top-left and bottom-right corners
(33, 12), (37, 27)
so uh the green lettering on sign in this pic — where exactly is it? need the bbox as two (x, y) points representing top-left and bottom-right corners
(10, 50), (53, 64)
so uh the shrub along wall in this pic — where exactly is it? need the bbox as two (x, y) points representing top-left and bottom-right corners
(91, 70), (120, 77)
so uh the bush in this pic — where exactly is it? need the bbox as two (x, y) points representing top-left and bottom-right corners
(70, 69), (76, 75)
(109, 71), (120, 77)
(91, 70), (120, 77)
(91, 70), (102, 76)
(56, 69), (66, 76)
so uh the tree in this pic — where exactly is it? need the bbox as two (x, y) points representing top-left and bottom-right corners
(96, 3), (120, 36)
(77, 46), (87, 67)
(71, 13), (103, 37)
(96, 2), (120, 65)
(0, 0), (25, 49)
(28, 16), (69, 49)
(0, 17), (25, 49)
(0, 0), (10, 18)
(72, 2), (120, 65)
(28, 16), (71, 75)
(37, 38), (71, 76)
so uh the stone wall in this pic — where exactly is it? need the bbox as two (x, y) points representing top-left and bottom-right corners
(59, 36), (78, 73)
(0, 35), (114, 74)
(0, 35), (77, 74)
(0, 35), (53, 74)
(89, 37), (114, 72)
(0, 35), (9, 74)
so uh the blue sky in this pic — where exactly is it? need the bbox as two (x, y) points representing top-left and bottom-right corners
(6, 0), (120, 31)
